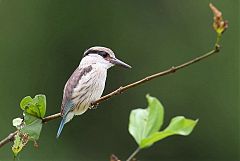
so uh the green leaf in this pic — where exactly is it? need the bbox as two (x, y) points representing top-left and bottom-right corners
(129, 108), (148, 144)
(21, 113), (43, 140)
(20, 96), (39, 117)
(12, 133), (24, 157)
(20, 94), (46, 118)
(164, 116), (198, 135)
(140, 116), (198, 148)
(33, 94), (46, 118)
(12, 132), (28, 157)
(145, 95), (164, 137)
(23, 112), (38, 125)
(129, 95), (164, 145)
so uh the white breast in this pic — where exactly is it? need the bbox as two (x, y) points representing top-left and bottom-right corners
(72, 64), (107, 115)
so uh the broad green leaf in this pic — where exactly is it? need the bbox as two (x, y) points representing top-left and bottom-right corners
(33, 95), (46, 118)
(23, 112), (38, 125)
(129, 108), (148, 144)
(129, 95), (164, 145)
(20, 96), (39, 117)
(145, 95), (164, 137)
(20, 94), (46, 118)
(140, 116), (198, 148)
(21, 115), (43, 140)
(163, 116), (198, 135)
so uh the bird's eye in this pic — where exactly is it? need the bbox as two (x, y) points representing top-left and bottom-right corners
(98, 51), (108, 58)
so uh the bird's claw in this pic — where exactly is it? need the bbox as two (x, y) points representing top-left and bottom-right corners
(90, 102), (99, 109)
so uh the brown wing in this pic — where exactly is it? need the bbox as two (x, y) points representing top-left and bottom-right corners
(60, 65), (92, 116)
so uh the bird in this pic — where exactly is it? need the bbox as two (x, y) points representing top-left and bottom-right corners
(57, 46), (131, 138)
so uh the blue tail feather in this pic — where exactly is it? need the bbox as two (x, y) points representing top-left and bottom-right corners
(57, 102), (74, 138)
(56, 117), (66, 138)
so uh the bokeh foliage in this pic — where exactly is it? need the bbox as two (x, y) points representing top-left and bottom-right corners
(0, 0), (238, 161)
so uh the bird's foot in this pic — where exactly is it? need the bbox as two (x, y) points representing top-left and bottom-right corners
(89, 102), (99, 109)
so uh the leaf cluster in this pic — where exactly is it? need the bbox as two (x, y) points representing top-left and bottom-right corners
(129, 95), (198, 149)
(12, 95), (46, 156)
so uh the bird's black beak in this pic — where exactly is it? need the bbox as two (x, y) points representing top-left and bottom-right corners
(110, 58), (132, 69)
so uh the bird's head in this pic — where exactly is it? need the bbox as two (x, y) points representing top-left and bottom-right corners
(80, 46), (131, 69)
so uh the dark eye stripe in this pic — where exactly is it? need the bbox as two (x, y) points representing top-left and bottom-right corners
(98, 51), (108, 58)
(83, 50), (109, 58)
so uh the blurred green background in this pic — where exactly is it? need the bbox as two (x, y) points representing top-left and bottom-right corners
(0, 0), (238, 161)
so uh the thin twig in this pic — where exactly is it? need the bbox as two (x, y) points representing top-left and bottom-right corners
(0, 45), (220, 148)
(0, 131), (17, 148)
(93, 45), (220, 105)
(42, 113), (61, 123)
(126, 147), (141, 161)
(110, 154), (121, 161)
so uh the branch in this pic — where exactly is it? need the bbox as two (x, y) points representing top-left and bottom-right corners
(0, 45), (220, 148)
(126, 147), (141, 161)
(0, 131), (17, 148)
(93, 45), (220, 105)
